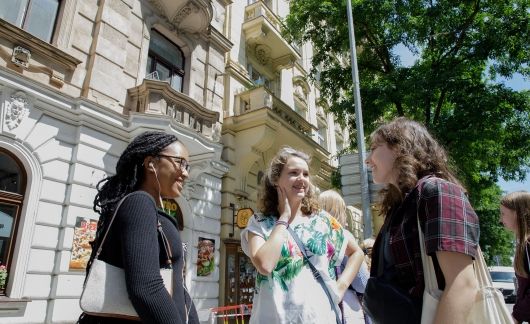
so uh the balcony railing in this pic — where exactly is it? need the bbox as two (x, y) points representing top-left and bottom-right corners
(127, 79), (219, 139)
(234, 86), (314, 136)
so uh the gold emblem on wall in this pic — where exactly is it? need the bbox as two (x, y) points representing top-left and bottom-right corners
(236, 208), (254, 228)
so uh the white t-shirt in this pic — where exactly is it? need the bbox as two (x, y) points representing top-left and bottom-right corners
(241, 211), (348, 323)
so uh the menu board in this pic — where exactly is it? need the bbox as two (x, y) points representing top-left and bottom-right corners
(69, 217), (98, 270)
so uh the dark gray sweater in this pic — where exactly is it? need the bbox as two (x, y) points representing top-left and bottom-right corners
(91, 191), (199, 324)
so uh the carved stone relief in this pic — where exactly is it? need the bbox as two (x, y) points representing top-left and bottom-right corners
(254, 44), (271, 65)
(5, 92), (29, 130)
(11, 46), (31, 69)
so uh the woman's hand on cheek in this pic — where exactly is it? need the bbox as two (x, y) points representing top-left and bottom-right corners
(277, 185), (290, 221)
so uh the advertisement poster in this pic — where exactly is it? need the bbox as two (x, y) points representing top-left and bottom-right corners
(69, 217), (98, 270)
(196, 237), (215, 276)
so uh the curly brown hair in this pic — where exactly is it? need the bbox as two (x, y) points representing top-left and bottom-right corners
(369, 117), (461, 216)
(501, 191), (530, 277)
(258, 146), (319, 216)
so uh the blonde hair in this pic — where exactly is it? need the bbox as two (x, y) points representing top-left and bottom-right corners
(318, 190), (347, 225)
(501, 191), (530, 277)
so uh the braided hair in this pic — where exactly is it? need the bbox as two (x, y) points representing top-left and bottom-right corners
(93, 131), (178, 237)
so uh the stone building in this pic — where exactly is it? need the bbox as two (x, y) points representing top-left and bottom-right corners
(217, 0), (350, 308)
(0, 0), (349, 322)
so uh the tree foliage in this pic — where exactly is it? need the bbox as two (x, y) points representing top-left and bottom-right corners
(285, 0), (530, 263)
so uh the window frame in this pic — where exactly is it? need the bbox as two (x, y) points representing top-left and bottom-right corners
(0, 149), (27, 295)
(147, 30), (186, 93)
(1, 0), (61, 43)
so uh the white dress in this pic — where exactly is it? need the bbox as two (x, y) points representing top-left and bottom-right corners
(241, 211), (348, 324)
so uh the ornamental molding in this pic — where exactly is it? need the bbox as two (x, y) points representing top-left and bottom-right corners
(254, 44), (271, 65)
(172, 2), (200, 25)
(5, 92), (30, 130)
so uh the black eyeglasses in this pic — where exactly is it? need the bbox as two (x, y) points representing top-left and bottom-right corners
(158, 155), (191, 172)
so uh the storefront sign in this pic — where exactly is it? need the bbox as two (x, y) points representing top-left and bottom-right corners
(236, 208), (253, 228)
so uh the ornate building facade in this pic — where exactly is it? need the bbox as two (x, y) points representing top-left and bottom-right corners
(0, 0), (349, 322)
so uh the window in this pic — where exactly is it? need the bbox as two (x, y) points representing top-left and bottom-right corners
(0, 149), (26, 294)
(247, 64), (271, 89)
(146, 30), (185, 92)
(317, 122), (328, 149)
(0, 0), (60, 43)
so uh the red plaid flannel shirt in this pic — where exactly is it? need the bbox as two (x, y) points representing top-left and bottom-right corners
(371, 176), (480, 298)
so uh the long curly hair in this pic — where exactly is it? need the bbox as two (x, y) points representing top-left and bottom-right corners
(93, 131), (178, 236)
(370, 117), (461, 216)
(258, 146), (319, 217)
(501, 191), (530, 277)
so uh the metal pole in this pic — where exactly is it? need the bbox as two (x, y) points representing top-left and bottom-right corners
(346, 0), (372, 238)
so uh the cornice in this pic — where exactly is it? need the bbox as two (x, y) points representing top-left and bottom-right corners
(208, 26), (233, 53)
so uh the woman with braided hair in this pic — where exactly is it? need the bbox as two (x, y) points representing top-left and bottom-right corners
(78, 131), (199, 324)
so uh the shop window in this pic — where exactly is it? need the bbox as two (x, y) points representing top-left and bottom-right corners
(0, 0), (61, 43)
(0, 149), (26, 295)
(146, 30), (185, 93)
(225, 241), (256, 306)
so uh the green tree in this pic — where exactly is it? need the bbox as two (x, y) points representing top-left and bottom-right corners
(285, 0), (530, 263)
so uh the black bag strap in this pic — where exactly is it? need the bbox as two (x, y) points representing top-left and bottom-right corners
(94, 192), (172, 267)
(287, 226), (342, 324)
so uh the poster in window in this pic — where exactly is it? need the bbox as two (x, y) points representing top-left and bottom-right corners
(69, 217), (98, 270)
(196, 237), (215, 277)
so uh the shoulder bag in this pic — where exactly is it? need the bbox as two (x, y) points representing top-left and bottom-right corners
(79, 193), (173, 320)
(287, 226), (343, 324)
(417, 195), (513, 324)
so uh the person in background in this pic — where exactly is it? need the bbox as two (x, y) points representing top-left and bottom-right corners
(500, 191), (530, 324)
(319, 189), (371, 324)
(241, 146), (364, 323)
(78, 131), (198, 324)
(363, 117), (480, 323)
(361, 238), (374, 272)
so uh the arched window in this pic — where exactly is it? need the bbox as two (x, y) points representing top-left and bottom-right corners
(146, 30), (185, 92)
(0, 149), (26, 294)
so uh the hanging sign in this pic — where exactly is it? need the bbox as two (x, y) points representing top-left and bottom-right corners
(236, 208), (254, 228)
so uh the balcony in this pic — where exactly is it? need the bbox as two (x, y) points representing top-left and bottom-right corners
(234, 86), (314, 136)
(126, 79), (219, 139)
(150, 0), (213, 34)
(242, 1), (300, 71)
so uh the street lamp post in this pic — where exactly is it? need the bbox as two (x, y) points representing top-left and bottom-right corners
(346, 0), (372, 238)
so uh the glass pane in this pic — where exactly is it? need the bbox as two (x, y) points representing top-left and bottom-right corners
(490, 271), (515, 282)
(0, 0), (27, 26)
(24, 0), (59, 42)
(171, 74), (183, 92)
(0, 204), (16, 265)
(149, 30), (184, 69)
(155, 62), (170, 84)
(146, 56), (153, 77)
(0, 153), (23, 194)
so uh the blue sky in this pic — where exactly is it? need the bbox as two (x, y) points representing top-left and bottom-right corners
(393, 45), (529, 193)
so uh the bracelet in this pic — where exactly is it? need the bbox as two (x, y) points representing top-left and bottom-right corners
(275, 220), (289, 228)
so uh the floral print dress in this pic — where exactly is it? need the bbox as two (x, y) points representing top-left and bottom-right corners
(240, 211), (348, 323)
